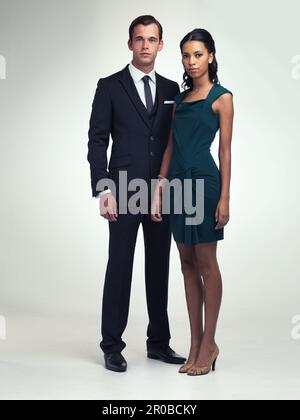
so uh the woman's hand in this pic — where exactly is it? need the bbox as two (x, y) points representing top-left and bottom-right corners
(151, 183), (163, 222)
(215, 197), (230, 229)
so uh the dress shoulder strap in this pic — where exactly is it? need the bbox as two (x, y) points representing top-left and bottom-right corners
(207, 84), (233, 105)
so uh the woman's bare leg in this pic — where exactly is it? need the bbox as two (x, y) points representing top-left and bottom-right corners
(176, 242), (204, 365)
(191, 241), (222, 369)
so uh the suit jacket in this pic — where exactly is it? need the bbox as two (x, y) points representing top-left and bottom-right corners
(87, 64), (180, 197)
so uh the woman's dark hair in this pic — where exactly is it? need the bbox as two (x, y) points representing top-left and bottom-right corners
(180, 28), (219, 90)
(129, 15), (163, 41)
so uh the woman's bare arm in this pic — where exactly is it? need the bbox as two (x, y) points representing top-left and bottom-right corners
(214, 93), (234, 200)
(213, 93), (234, 229)
(158, 103), (176, 178)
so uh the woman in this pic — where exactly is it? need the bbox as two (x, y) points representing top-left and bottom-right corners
(151, 28), (234, 376)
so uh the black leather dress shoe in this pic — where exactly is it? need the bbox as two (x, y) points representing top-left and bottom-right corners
(147, 346), (186, 365)
(104, 352), (127, 372)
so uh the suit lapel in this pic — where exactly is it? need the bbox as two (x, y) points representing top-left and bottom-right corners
(118, 64), (151, 128)
(151, 73), (165, 130)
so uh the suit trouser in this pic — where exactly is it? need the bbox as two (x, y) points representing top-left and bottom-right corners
(100, 212), (172, 354)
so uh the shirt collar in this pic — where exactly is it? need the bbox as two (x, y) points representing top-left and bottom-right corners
(128, 61), (156, 84)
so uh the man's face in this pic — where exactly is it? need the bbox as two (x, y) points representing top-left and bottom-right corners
(128, 23), (163, 68)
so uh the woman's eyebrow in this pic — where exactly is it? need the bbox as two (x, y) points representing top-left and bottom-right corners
(182, 50), (203, 55)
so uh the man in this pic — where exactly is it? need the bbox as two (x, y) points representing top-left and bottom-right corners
(87, 15), (186, 372)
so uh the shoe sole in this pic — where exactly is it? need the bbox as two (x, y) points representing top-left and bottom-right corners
(104, 363), (127, 372)
(105, 364), (127, 373)
(147, 353), (186, 365)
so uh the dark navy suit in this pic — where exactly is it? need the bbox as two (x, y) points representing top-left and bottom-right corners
(87, 64), (179, 354)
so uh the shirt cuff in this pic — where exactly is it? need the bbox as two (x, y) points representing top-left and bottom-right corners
(97, 189), (112, 198)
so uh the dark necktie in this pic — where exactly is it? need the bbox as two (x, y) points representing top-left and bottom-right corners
(142, 75), (153, 113)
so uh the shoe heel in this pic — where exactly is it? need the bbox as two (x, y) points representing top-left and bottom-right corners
(212, 357), (217, 371)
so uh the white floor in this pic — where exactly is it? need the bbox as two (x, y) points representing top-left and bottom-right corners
(0, 315), (299, 400)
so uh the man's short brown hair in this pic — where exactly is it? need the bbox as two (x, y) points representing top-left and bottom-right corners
(129, 15), (163, 41)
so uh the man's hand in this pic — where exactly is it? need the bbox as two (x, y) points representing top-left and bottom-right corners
(99, 193), (118, 221)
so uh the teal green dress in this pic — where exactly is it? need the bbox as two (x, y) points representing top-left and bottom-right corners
(167, 83), (233, 246)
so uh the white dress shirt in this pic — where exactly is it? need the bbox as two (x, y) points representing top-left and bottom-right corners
(97, 62), (156, 198)
(128, 61), (156, 106)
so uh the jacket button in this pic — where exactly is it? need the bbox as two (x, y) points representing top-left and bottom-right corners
(150, 151), (155, 157)
(150, 136), (155, 141)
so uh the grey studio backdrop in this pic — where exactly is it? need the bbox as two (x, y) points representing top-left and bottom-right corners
(0, 0), (300, 400)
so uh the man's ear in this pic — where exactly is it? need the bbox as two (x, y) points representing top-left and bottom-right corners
(128, 39), (133, 51)
(158, 39), (164, 52)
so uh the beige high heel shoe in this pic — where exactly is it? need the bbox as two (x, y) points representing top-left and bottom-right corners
(178, 363), (193, 373)
(187, 346), (219, 376)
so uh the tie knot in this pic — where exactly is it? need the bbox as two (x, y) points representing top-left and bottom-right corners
(142, 75), (150, 84)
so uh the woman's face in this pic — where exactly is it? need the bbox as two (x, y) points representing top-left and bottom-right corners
(181, 40), (213, 79)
